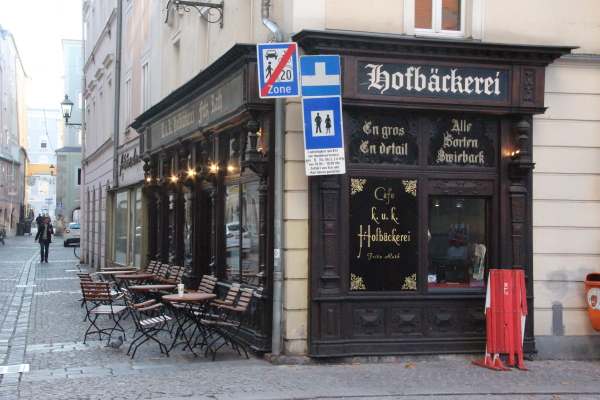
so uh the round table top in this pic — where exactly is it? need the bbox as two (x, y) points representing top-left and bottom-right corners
(114, 273), (156, 280)
(127, 284), (177, 291)
(162, 293), (217, 303)
(95, 270), (137, 276)
(102, 267), (137, 271)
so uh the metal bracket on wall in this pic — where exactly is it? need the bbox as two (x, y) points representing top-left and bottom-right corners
(166, 0), (224, 28)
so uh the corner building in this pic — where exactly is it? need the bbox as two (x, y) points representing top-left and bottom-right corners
(83, 0), (600, 360)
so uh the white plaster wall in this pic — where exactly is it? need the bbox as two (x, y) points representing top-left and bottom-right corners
(484, 0), (600, 54)
(533, 58), (600, 338)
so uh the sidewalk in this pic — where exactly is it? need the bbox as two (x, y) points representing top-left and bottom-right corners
(0, 234), (599, 400)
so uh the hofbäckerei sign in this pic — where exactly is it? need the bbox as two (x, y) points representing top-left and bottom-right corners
(358, 62), (508, 101)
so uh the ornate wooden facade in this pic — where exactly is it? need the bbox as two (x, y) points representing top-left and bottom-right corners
(132, 45), (274, 352)
(294, 30), (574, 357)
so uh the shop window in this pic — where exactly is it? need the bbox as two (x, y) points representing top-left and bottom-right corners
(428, 196), (488, 290)
(224, 181), (260, 286)
(183, 190), (192, 263)
(115, 192), (128, 266)
(133, 188), (143, 268)
(348, 177), (419, 292)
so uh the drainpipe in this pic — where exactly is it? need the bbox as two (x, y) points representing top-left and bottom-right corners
(81, 0), (87, 262)
(112, 0), (123, 189)
(261, 0), (285, 358)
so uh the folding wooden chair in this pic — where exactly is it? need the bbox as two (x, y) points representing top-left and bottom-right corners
(80, 281), (127, 344)
(121, 289), (173, 358)
(201, 288), (254, 360)
(192, 283), (241, 349)
(145, 261), (159, 274)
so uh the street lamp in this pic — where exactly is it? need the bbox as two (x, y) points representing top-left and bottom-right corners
(49, 164), (55, 176)
(60, 95), (82, 128)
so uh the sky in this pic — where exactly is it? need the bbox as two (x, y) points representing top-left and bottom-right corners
(0, 0), (82, 109)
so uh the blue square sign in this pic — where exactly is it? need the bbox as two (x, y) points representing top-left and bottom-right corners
(302, 96), (345, 176)
(300, 55), (341, 97)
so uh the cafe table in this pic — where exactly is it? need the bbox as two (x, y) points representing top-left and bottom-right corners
(101, 266), (137, 272)
(127, 284), (177, 302)
(162, 292), (217, 356)
(112, 273), (157, 290)
(94, 270), (136, 282)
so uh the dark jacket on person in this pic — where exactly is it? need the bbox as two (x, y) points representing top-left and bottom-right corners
(35, 224), (54, 243)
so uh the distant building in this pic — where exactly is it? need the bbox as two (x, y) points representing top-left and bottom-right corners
(26, 108), (60, 219)
(0, 24), (28, 236)
(56, 39), (83, 226)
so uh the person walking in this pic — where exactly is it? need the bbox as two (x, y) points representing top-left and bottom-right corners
(34, 217), (54, 263)
(35, 214), (43, 227)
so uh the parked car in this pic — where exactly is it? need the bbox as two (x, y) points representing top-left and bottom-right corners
(63, 223), (81, 247)
(225, 222), (250, 252)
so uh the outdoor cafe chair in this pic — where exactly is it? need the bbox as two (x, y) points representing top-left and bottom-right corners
(201, 288), (255, 361)
(191, 283), (241, 349)
(122, 289), (173, 359)
(80, 281), (127, 344)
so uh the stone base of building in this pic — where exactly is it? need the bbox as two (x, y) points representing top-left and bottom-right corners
(536, 336), (600, 360)
(266, 353), (481, 365)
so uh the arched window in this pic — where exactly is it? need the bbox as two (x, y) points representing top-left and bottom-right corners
(39, 155), (49, 164)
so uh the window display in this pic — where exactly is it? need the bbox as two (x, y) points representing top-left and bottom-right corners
(428, 196), (487, 289)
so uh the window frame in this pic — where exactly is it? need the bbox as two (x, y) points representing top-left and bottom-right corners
(404, 0), (484, 40)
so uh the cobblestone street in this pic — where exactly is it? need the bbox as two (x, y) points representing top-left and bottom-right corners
(0, 234), (599, 399)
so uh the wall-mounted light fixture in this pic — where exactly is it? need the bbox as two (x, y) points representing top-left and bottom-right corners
(59, 95), (82, 128)
(49, 164), (55, 176)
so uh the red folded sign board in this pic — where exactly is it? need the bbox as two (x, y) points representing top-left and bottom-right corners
(473, 269), (528, 371)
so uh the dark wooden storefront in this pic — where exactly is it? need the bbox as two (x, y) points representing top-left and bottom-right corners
(295, 30), (574, 357)
(131, 45), (275, 352)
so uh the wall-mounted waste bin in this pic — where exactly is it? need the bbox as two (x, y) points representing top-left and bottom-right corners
(584, 273), (600, 331)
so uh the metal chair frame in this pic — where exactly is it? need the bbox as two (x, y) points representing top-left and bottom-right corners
(121, 289), (173, 359)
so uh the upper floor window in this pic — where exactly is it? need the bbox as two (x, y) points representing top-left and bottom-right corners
(40, 138), (48, 149)
(141, 62), (150, 112)
(124, 77), (132, 128)
(416, 0), (462, 34)
(405, 0), (483, 40)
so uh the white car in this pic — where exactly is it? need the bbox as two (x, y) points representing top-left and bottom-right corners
(225, 222), (251, 252)
(63, 223), (81, 247)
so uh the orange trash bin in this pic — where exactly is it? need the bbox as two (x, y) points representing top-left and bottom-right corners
(584, 273), (600, 331)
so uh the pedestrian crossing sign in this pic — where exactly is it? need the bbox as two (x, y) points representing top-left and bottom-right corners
(256, 43), (300, 99)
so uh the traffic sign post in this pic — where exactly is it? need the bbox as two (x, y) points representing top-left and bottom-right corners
(301, 96), (345, 176)
(257, 43), (300, 98)
(300, 55), (341, 97)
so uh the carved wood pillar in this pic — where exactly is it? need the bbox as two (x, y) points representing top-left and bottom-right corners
(320, 175), (341, 294)
(508, 116), (535, 271)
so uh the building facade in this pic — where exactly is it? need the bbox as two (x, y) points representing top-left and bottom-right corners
(81, 0), (600, 360)
(0, 25), (27, 236)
